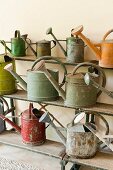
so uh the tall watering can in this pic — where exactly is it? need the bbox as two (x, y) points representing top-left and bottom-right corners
(1, 30), (27, 57)
(72, 25), (113, 68)
(46, 27), (85, 63)
(84, 72), (113, 99)
(4, 56), (67, 101)
(0, 97), (46, 145)
(34, 60), (106, 107)
(22, 34), (56, 58)
(39, 111), (109, 158)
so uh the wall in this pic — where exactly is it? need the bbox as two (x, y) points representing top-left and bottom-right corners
(0, 1), (113, 169)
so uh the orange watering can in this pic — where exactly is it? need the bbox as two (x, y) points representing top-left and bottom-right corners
(72, 25), (113, 68)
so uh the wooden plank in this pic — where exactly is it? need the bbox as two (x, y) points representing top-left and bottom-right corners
(0, 131), (65, 159)
(3, 90), (113, 116)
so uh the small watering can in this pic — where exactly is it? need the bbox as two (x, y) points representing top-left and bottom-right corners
(4, 56), (67, 101)
(0, 98), (46, 145)
(31, 60), (106, 107)
(72, 25), (113, 68)
(1, 30), (27, 57)
(39, 111), (109, 158)
(46, 27), (85, 63)
(84, 72), (113, 99)
(22, 35), (56, 58)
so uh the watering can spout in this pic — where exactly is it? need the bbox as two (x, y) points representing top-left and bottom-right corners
(84, 73), (113, 98)
(33, 60), (66, 100)
(4, 63), (27, 91)
(0, 40), (11, 53)
(39, 112), (66, 146)
(46, 27), (67, 56)
(71, 25), (101, 59)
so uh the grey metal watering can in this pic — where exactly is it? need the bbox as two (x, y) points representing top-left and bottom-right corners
(35, 61), (106, 107)
(22, 35), (56, 58)
(84, 72), (113, 99)
(46, 27), (85, 63)
(39, 111), (109, 158)
(4, 56), (67, 101)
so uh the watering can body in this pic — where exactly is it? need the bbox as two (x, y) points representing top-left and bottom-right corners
(72, 25), (113, 68)
(46, 27), (85, 63)
(0, 57), (17, 95)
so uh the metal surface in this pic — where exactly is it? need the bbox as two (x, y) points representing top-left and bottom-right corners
(0, 59), (17, 95)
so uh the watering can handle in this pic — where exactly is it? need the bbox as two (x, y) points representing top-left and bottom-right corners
(71, 62), (106, 97)
(51, 40), (56, 49)
(0, 96), (9, 115)
(31, 56), (67, 85)
(15, 30), (21, 39)
(102, 29), (113, 41)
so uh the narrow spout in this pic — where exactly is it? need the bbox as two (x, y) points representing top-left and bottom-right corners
(0, 40), (11, 53)
(34, 60), (66, 100)
(0, 114), (21, 133)
(84, 73), (113, 98)
(39, 112), (66, 146)
(71, 25), (101, 59)
(21, 36), (37, 56)
(4, 63), (27, 91)
(46, 27), (67, 56)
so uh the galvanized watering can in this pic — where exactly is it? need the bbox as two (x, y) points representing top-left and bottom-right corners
(22, 35), (56, 58)
(0, 54), (17, 95)
(1, 30), (27, 57)
(84, 72), (113, 99)
(72, 25), (113, 68)
(0, 97), (46, 145)
(33, 61), (106, 107)
(46, 27), (85, 63)
(39, 111), (109, 158)
(4, 56), (67, 101)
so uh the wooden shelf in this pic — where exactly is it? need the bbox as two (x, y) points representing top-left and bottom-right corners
(3, 90), (113, 116)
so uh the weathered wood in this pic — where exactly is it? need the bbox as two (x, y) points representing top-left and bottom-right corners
(3, 90), (113, 116)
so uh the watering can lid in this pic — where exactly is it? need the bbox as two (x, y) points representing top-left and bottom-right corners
(37, 39), (50, 44)
(66, 73), (85, 83)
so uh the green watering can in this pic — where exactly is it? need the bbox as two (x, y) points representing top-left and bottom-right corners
(4, 56), (67, 101)
(30, 61), (106, 107)
(1, 30), (26, 57)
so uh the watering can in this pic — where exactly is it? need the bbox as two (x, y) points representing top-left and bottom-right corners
(31, 60), (106, 107)
(0, 97), (46, 145)
(72, 25), (113, 68)
(39, 111), (109, 158)
(84, 72), (113, 99)
(46, 27), (85, 63)
(22, 34), (56, 58)
(0, 30), (27, 57)
(4, 56), (67, 101)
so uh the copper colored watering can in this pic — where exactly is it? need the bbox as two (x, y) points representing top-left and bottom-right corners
(0, 98), (46, 145)
(72, 25), (113, 68)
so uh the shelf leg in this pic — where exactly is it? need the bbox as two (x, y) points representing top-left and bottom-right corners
(0, 99), (6, 132)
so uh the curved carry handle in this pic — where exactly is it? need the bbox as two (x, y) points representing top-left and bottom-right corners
(31, 56), (67, 86)
(51, 40), (56, 49)
(0, 97), (9, 115)
(102, 29), (113, 41)
(14, 30), (21, 39)
(71, 62), (106, 97)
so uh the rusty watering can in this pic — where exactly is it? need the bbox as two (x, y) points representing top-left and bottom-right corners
(72, 25), (113, 68)
(39, 111), (109, 158)
(46, 27), (85, 63)
(22, 34), (56, 58)
(34, 60), (106, 107)
(4, 56), (67, 101)
(0, 97), (46, 145)
(84, 72), (113, 99)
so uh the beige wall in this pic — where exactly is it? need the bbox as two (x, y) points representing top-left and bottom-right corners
(1, 1), (113, 169)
